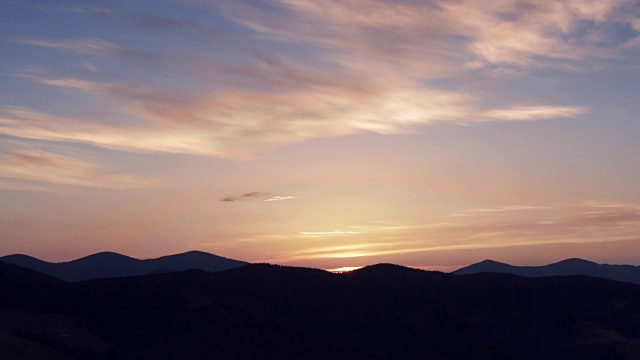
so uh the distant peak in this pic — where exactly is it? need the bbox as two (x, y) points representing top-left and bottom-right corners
(1, 254), (49, 264)
(362, 263), (409, 270)
(452, 259), (516, 275)
(553, 258), (597, 266)
(2, 254), (41, 260)
(178, 250), (211, 256)
(470, 259), (513, 268)
(151, 251), (219, 260)
(86, 251), (134, 258)
(71, 252), (139, 263)
(355, 263), (422, 274)
(477, 259), (506, 265)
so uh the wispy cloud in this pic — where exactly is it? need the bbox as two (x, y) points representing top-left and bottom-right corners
(222, 192), (269, 202)
(0, 107), (223, 156)
(218, 0), (639, 72)
(452, 205), (555, 217)
(59, 5), (209, 33)
(12, 37), (122, 56)
(4, 0), (637, 159)
(0, 149), (160, 189)
(300, 230), (361, 236)
(264, 195), (296, 202)
(0, 180), (68, 194)
(7, 71), (585, 157)
(483, 106), (588, 122)
(259, 201), (640, 264)
(222, 192), (295, 202)
(64, 7), (114, 15)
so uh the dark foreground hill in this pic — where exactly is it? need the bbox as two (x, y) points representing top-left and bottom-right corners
(2, 261), (640, 359)
(0, 251), (247, 281)
(454, 258), (640, 284)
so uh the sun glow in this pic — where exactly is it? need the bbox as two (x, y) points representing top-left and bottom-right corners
(326, 266), (364, 273)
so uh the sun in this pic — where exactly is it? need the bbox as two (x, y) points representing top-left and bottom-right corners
(326, 266), (364, 273)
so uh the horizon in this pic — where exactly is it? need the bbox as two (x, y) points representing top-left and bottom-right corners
(0, 249), (633, 274)
(2, 1), (640, 270)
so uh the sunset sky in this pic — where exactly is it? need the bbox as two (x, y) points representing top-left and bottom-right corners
(2, 0), (640, 271)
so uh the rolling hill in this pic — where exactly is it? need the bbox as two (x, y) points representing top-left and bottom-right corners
(0, 251), (247, 282)
(2, 260), (640, 359)
(454, 258), (640, 284)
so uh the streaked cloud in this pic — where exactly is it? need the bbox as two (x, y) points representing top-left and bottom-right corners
(259, 201), (640, 264)
(218, 0), (639, 72)
(452, 205), (555, 217)
(483, 106), (588, 121)
(6, 72), (585, 157)
(59, 5), (209, 33)
(64, 7), (114, 15)
(222, 192), (268, 202)
(222, 192), (294, 202)
(0, 149), (159, 189)
(0, 180), (68, 194)
(0, 108), (224, 156)
(12, 37), (122, 56)
(263, 195), (296, 202)
(6, 0), (621, 158)
(300, 230), (362, 236)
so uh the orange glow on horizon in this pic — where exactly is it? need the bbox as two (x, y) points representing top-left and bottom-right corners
(326, 266), (364, 273)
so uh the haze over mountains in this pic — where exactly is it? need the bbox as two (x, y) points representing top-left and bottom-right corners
(0, 251), (247, 282)
(455, 258), (640, 285)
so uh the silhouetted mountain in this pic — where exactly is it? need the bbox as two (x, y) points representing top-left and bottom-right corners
(0, 251), (247, 281)
(454, 258), (640, 284)
(0, 259), (67, 311)
(3, 260), (640, 359)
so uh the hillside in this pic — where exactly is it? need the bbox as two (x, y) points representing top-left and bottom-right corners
(1, 260), (640, 359)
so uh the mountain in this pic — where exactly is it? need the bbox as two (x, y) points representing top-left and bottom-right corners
(2, 262), (640, 359)
(454, 258), (640, 284)
(0, 259), (67, 311)
(0, 251), (247, 282)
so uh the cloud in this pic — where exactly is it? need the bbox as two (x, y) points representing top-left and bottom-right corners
(0, 107), (224, 156)
(222, 192), (269, 202)
(300, 230), (361, 236)
(64, 7), (114, 14)
(0, 149), (160, 189)
(452, 205), (555, 217)
(222, 192), (295, 202)
(12, 37), (122, 56)
(0, 180), (68, 194)
(10, 37), (158, 64)
(483, 106), (588, 121)
(5, 0), (636, 158)
(110, 12), (208, 33)
(7, 70), (586, 158)
(217, 0), (639, 72)
(58, 5), (208, 33)
(258, 200), (640, 263)
(264, 195), (296, 202)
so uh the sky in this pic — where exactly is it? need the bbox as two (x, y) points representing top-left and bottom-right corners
(2, 0), (640, 271)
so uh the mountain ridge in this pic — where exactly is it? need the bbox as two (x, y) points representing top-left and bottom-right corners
(454, 257), (640, 284)
(0, 251), (248, 282)
(4, 259), (640, 359)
